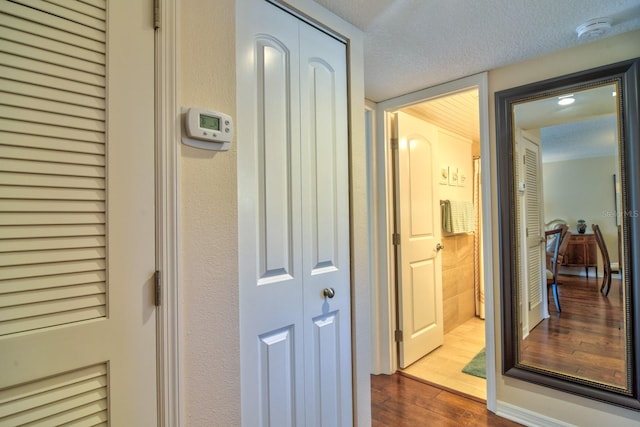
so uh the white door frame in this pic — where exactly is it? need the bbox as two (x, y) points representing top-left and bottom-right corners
(371, 73), (496, 411)
(156, 0), (182, 425)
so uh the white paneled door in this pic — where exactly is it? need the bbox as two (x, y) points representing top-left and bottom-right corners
(394, 112), (444, 368)
(238, 1), (352, 426)
(0, 1), (157, 425)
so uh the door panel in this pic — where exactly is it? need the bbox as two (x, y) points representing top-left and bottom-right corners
(299, 22), (351, 427)
(0, 1), (157, 424)
(238, 1), (351, 425)
(394, 112), (443, 368)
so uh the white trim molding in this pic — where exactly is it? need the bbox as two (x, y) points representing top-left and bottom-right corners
(156, 0), (182, 425)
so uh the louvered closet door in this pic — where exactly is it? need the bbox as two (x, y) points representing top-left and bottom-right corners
(0, 1), (157, 425)
(520, 133), (546, 331)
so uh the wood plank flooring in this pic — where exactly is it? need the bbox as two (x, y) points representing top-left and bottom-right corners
(520, 274), (626, 388)
(371, 373), (522, 427)
(401, 317), (486, 399)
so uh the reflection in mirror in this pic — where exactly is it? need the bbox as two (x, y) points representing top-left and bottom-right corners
(513, 83), (628, 390)
(496, 58), (640, 409)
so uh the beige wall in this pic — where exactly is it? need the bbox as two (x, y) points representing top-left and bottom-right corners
(489, 30), (640, 425)
(180, 0), (240, 425)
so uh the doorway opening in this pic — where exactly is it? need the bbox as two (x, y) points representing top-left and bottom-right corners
(392, 89), (486, 400)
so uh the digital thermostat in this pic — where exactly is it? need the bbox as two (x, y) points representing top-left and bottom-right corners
(182, 107), (233, 151)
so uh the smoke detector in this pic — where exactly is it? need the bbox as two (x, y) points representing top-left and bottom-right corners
(576, 18), (612, 40)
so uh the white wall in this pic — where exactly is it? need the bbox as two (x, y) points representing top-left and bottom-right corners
(489, 30), (640, 426)
(543, 156), (619, 266)
(438, 129), (473, 203)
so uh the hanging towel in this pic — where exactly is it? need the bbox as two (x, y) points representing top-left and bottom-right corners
(442, 200), (475, 234)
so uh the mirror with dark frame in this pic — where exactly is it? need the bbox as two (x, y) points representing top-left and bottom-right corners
(496, 58), (640, 409)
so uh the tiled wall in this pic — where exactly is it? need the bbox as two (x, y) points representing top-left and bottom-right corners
(441, 233), (476, 334)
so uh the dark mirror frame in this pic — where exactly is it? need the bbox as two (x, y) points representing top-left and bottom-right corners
(496, 57), (640, 409)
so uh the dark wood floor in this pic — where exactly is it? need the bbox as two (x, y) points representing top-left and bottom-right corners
(520, 273), (626, 388)
(371, 373), (523, 426)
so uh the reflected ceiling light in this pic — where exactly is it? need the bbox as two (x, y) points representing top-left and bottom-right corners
(576, 17), (612, 40)
(558, 94), (575, 106)
(613, 91), (617, 97)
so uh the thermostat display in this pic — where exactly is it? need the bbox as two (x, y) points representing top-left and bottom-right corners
(182, 107), (233, 151)
(199, 114), (220, 131)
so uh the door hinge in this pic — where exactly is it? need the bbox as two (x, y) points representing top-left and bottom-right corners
(154, 270), (162, 306)
(395, 330), (403, 342)
(392, 233), (400, 245)
(391, 138), (398, 150)
(153, 0), (160, 30)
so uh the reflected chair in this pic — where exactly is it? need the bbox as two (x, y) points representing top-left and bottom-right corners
(592, 224), (613, 296)
(546, 228), (572, 312)
(545, 228), (562, 312)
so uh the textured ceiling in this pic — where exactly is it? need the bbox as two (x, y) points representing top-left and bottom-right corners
(313, 0), (640, 102)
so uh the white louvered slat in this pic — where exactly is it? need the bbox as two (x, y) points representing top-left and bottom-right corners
(0, 172), (105, 190)
(0, 118), (105, 143)
(46, 0), (106, 20)
(0, 247), (105, 267)
(0, 131), (105, 155)
(0, 294), (105, 322)
(0, 25), (105, 64)
(0, 259), (105, 282)
(0, 53), (105, 87)
(0, 159), (104, 177)
(0, 376), (107, 417)
(12, 0), (106, 31)
(0, 65), (106, 99)
(0, 364), (108, 425)
(0, 145), (104, 165)
(0, 282), (105, 308)
(0, 106), (104, 132)
(0, 78), (105, 109)
(0, 1), (105, 42)
(1, 39), (105, 76)
(0, 224), (104, 240)
(0, 186), (105, 201)
(0, 271), (105, 294)
(0, 212), (105, 226)
(0, 92), (105, 121)
(1, 200), (104, 212)
(0, 14), (105, 53)
(0, 306), (106, 336)
(1, 235), (104, 252)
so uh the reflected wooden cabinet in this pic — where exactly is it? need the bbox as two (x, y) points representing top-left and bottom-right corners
(563, 233), (597, 276)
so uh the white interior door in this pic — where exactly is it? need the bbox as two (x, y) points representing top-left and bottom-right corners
(394, 111), (443, 368)
(0, 1), (157, 424)
(238, 1), (352, 425)
(516, 129), (546, 334)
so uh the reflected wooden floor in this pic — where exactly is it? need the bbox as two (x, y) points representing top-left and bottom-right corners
(520, 274), (626, 388)
(371, 373), (522, 426)
(401, 317), (486, 400)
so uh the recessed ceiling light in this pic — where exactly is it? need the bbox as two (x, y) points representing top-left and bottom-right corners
(558, 94), (575, 106)
(576, 17), (612, 40)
